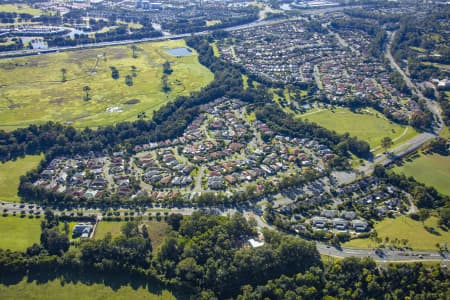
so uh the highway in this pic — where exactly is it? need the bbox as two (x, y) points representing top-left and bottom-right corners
(316, 242), (447, 262)
(0, 18), (292, 60)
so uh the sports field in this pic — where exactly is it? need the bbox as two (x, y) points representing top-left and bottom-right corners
(0, 40), (213, 130)
(344, 216), (450, 251)
(0, 216), (41, 251)
(0, 155), (43, 202)
(298, 107), (418, 151)
(394, 153), (450, 196)
(0, 278), (177, 300)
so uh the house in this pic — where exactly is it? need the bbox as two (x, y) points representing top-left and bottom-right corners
(340, 211), (357, 220)
(72, 223), (93, 238)
(332, 218), (349, 230)
(352, 219), (369, 232)
(321, 209), (337, 218)
(311, 216), (328, 229)
(248, 238), (265, 248)
(41, 169), (54, 180)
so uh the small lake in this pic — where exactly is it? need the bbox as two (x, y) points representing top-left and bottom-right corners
(166, 47), (192, 56)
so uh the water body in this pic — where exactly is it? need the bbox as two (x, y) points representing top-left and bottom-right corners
(166, 47), (192, 56)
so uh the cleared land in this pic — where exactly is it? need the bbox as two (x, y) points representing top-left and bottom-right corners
(394, 153), (450, 196)
(298, 107), (418, 151)
(0, 216), (41, 251)
(344, 216), (450, 251)
(0, 278), (177, 300)
(0, 40), (213, 130)
(94, 220), (170, 249)
(0, 155), (43, 202)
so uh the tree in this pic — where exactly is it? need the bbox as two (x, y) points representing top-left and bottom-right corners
(83, 85), (91, 101)
(163, 61), (173, 75)
(60, 68), (67, 82)
(41, 228), (70, 255)
(121, 221), (139, 238)
(131, 65), (137, 77)
(131, 44), (138, 58)
(137, 111), (147, 119)
(381, 136), (393, 153)
(63, 221), (69, 235)
(418, 209), (430, 225)
(161, 75), (170, 93)
(125, 75), (133, 86)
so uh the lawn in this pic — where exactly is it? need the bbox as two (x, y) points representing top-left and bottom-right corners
(0, 39), (213, 129)
(344, 216), (450, 251)
(298, 107), (418, 151)
(94, 220), (170, 250)
(0, 4), (42, 15)
(0, 278), (177, 300)
(0, 216), (41, 251)
(393, 153), (450, 196)
(0, 155), (43, 202)
(94, 221), (126, 239)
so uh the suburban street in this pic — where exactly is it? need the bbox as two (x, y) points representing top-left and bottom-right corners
(386, 31), (444, 134)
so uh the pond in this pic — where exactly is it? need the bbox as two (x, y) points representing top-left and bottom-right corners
(166, 47), (193, 56)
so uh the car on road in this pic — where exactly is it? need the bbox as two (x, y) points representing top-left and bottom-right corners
(375, 248), (384, 257)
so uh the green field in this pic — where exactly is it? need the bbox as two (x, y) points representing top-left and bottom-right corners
(0, 278), (177, 300)
(0, 4), (42, 15)
(0, 216), (41, 251)
(95, 220), (170, 249)
(0, 40), (213, 129)
(394, 153), (450, 196)
(0, 155), (43, 202)
(344, 216), (450, 251)
(298, 107), (418, 151)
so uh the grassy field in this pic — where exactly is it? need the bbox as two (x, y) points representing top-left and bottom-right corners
(298, 107), (418, 151)
(0, 155), (43, 202)
(0, 216), (41, 251)
(0, 4), (42, 15)
(94, 221), (126, 239)
(0, 40), (213, 130)
(0, 278), (177, 300)
(344, 216), (450, 251)
(94, 220), (170, 249)
(393, 153), (450, 196)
